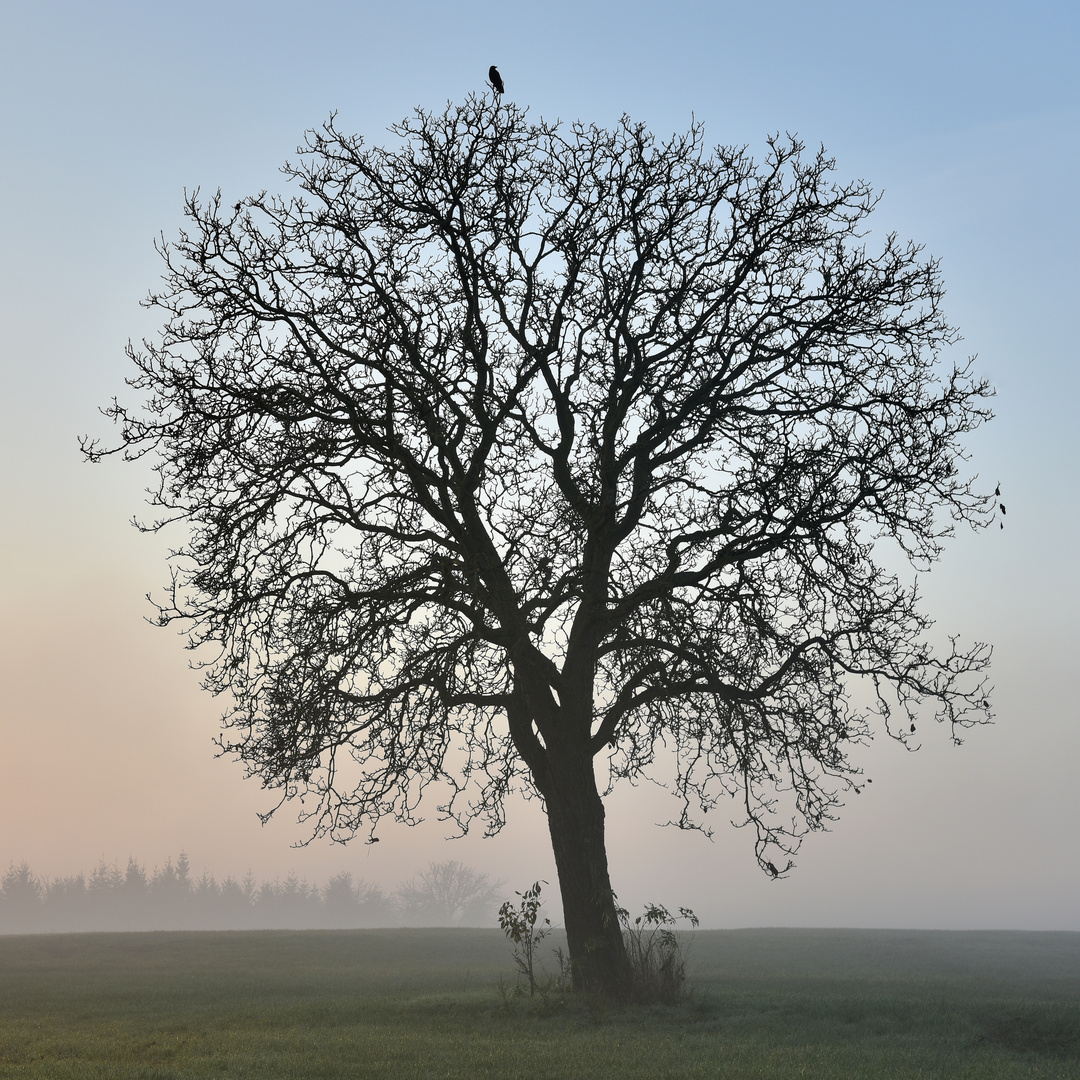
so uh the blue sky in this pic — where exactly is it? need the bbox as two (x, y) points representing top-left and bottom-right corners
(1, 0), (1077, 927)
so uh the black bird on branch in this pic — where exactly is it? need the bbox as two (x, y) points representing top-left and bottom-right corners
(489, 65), (504, 96)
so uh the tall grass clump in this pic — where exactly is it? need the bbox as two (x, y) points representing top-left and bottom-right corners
(618, 902), (699, 1004)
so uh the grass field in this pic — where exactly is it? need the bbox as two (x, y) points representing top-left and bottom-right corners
(1, 927), (1078, 1078)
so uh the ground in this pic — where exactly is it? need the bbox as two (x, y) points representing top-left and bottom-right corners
(1, 927), (1078, 1078)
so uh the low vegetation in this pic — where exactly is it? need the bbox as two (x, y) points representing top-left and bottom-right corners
(499, 879), (553, 996)
(617, 901), (699, 1004)
(1, 928), (1077, 1078)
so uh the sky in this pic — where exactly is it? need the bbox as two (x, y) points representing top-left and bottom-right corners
(1, 0), (1077, 930)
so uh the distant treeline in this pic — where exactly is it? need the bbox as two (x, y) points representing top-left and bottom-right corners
(0, 856), (504, 934)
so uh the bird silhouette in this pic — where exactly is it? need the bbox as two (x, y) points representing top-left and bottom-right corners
(994, 483), (1001, 497)
(1000, 504), (1006, 515)
(489, 65), (504, 96)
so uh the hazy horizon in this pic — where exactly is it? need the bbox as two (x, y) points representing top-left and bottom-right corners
(2, 0), (1077, 934)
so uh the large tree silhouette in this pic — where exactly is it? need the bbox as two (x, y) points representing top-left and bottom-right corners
(87, 97), (994, 998)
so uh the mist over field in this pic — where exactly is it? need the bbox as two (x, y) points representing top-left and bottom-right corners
(0, 856), (515, 934)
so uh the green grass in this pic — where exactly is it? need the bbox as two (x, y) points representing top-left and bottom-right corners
(1, 928), (1078, 1078)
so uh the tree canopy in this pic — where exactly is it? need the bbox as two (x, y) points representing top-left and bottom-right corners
(87, 97), (994, 996)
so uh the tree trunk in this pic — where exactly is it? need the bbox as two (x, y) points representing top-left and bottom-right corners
(541, 751), (633, 999)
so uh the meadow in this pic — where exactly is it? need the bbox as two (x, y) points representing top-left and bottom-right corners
(1, 927), (1078, 1078)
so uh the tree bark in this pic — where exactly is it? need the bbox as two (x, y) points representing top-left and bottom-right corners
(540, 749), (633, 998)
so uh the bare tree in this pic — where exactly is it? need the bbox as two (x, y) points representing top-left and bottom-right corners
(395, 860), (502, 926)
(85, 96), (994, 998)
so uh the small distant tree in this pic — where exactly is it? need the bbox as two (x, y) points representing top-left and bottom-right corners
(41, 873), (86, 931)
(86, 97), (995, 998)
(219, 874), (255, 924)
(396, 861), (502, 927)
(118, 858), (150, 931)
(123, 857), (149, 898)
(322, 870), (359, 927)
(87, 860), (125, 930)
(0, 863), (43, 932)
(149, 854), (191, 926)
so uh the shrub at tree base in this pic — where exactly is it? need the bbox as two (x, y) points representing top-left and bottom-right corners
(618, 902), (699, 1004)
(499, 880), (552, 996)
